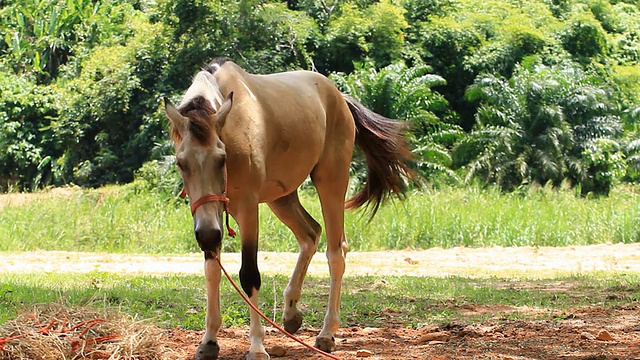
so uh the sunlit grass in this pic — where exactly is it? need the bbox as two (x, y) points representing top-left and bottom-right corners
(1, 184), (639, 253)
(347, 185), (640, 250)
(1, 272), (638, 329)
(1, 186), (197, 254)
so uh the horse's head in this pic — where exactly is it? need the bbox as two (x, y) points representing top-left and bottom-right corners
(164, 93), (234, 252)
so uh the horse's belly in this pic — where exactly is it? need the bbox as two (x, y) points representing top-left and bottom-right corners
(260, 154), (319, 201)
(258, 180), (292, 202)
(257, 135), (323, 202)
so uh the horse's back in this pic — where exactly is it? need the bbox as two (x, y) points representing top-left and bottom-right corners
(220, 66), (354, 202)
(254, 70), (347, 121)
(252, 70), (356, 149)
(255, 69), (356, 166)
(217, 63), (351, 134)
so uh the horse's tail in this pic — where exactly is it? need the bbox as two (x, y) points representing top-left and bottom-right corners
(343, 95), (419, 216)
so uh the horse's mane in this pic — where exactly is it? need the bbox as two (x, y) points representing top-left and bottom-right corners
(171, 58), (231, 144)
(171, 95), (217, 145)
(203, 57), (230, 74)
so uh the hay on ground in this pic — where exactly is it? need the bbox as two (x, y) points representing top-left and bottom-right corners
(0, 303), (181, 360)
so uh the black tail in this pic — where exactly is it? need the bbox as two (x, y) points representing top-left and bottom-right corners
(344, 95), (418, 217)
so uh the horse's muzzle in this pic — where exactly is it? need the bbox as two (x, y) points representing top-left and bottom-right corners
(195, 226), (222, 252)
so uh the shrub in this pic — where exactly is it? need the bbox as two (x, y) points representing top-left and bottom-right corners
(318, 0), (409, 72)
(131, 158), (182, 199)
(581, 138), (626, 195)
(457, 63), (623, 194)
(560, 12), (608, 61)
(0, 71), (59, 190)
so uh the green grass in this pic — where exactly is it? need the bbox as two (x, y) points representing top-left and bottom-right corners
(3, 185), (639, 334)
(1, 272), (638, 329)
(364, 185), (640, 249)
(1, 185), (639, 253)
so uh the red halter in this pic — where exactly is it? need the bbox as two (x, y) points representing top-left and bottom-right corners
(179, 167), (236, 238)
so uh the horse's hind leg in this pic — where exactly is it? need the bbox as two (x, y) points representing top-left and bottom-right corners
(267, 191), (321, 333)
(310, 157), (351, 353)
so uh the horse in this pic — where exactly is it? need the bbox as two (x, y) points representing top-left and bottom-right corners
(164, 57), (416, 360)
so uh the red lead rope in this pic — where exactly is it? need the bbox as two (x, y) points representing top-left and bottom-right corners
(212, 254), (342, 360)
(180, 167), (338, 358)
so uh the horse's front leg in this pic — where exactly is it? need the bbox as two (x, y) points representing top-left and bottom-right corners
(195, 251), (222, 360)
(236, 202), (270, 360)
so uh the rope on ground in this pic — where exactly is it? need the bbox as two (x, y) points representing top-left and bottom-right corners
(215, 254), (343, 360)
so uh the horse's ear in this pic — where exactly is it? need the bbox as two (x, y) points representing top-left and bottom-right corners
(215, 92), (234, 130)
(164, 97), (187, 140)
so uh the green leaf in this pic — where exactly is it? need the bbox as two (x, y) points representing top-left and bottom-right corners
(33, 50), (41, 71)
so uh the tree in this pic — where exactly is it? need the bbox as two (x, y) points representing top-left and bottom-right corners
(53, 9), (170, 187)
(1, 0), (639, 193)
(456, 63), (623, 194)
(560, 11), (608, 63)
(0, 0), (102, 83)
(0, 72), (59, 190)
(317, 0), (409, 73)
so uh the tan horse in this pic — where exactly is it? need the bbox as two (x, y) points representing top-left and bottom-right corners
(164, 58), (415, 360)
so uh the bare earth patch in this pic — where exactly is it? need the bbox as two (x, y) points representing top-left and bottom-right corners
(167, 306), (640, 359)
(2, 245), (639, 359)
(2, 243), (640, 278)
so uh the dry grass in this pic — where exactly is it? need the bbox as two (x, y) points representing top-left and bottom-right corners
(0, 303), (182, 360)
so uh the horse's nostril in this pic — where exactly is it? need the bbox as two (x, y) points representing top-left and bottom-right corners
(195, 227), (223, 252)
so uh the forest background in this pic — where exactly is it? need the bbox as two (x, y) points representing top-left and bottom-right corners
(2, 0), (640, 197)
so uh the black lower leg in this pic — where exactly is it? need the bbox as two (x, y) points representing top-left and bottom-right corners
(239, 244), (261, 296)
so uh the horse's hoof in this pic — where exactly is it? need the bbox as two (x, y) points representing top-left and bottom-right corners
(314, 336), (336, 353)
(283, 311), (303, 334)
(245, 351), (270, 360)
(195, 341), (220, 360)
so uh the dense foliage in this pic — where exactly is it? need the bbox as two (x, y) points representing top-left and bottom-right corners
(1, 0), (639, 195)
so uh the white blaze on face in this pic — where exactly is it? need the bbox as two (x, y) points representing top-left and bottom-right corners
(195, 149), (207, 170)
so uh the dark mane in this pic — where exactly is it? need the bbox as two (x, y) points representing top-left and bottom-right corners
(203, 57), (231, 74)
(175, 95), (216, 145)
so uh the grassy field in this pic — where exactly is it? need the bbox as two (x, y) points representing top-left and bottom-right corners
(1, 184), (639, 253)
(1, 185), (639, 340)
(1, 271), (639, 330)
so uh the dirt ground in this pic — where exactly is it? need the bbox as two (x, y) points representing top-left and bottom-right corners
(2, 244), (640, 359)
(168, 306), (640, 359)
(3, 243), (640, 277)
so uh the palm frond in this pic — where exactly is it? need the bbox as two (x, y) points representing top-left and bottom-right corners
(625, 138), (640, 153)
